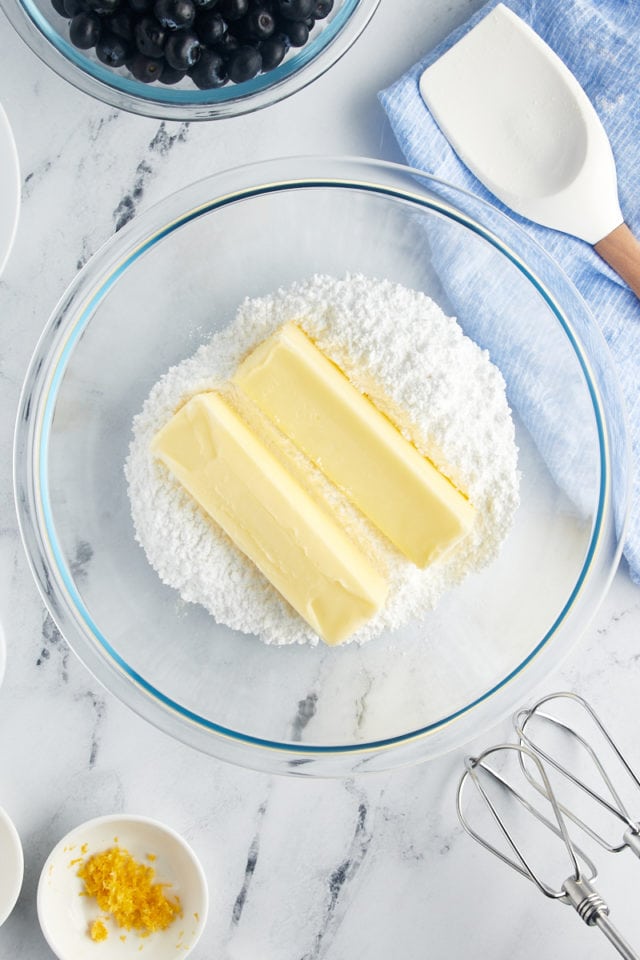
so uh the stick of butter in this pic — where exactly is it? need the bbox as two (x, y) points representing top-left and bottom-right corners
(151, 391), (387, 645)
(233, 323), (474, 568)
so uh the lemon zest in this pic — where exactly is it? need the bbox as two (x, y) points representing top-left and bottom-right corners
(78, 846), (181, 938)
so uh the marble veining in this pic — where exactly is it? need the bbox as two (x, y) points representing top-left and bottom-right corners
(113, 121), (190, 231)
(231, 798), (268, 927)
(36, 613), (69, 682)
(291, 693), (319, 742)
(302, 793), (374, 960)
(80, 689), (107, 769)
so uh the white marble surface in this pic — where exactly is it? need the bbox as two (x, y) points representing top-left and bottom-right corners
(1, 1), (640, 957)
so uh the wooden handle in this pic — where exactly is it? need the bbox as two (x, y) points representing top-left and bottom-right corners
(594, 223), (640, 300)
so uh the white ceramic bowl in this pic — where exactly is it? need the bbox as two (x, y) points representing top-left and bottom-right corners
(0, 104), (20, 276)
(37, 814), (208, 960)
(0, 807), (23, 926)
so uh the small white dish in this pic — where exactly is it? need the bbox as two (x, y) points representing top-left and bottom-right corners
(0, 806), (24, 926)
(37, 814), (208, 960)
(0, 103), (20, 276)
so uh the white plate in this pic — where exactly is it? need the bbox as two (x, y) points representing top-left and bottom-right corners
(0, 807), (24, 926)
(0, 103), (20, 276)
(37, 814), (208, 960)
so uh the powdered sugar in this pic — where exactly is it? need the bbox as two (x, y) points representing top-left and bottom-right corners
(125, 274), (519, 646)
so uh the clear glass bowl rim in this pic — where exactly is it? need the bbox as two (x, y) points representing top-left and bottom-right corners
(0, 0), (380, 119)
(14, 155), (631, 775)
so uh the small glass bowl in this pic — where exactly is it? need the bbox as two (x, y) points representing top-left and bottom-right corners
(0, 0), (379, 119)
(14, 157), (630, 776)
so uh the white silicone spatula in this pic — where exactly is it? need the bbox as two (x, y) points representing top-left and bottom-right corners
(419, 4), (640, 298)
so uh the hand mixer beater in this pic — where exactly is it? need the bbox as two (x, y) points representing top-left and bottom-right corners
(457, 692), (640, 959)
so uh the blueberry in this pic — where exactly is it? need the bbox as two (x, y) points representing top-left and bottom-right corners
(69, 11), (101, 47)
(227, 43), (261, 81)
(213, 30), (240, 57)
(135, 16), (167, 56)
(96, 31), (132, 65)
(313, 0), (332, 16)
(84, 0), (121, 15)
(159, 61), (187, 82)
(258, 34), (286, 70)
(243, 6), (274, 38)
(129, 51), (164, 79)
(59, 0), (316, 87)
(51, 0), (71, 17)
(164, 30), (201, 68)
(272, 28), (290, 48)
(189, 47), (227, 87)
(276, 0), (313, 19)
(279, 17), (307, 44)
(154, 0), (195, 29)
(195, 9), (226, 46)
(62, 0), (84, 17)
(107, 9), (134, 40)
(218, 0), (248, 19)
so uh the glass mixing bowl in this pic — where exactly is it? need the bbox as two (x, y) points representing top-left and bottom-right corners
(14, 157), (630, 776)
(0, 0), (379, 119)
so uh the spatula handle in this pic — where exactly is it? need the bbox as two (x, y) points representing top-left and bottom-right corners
(594, 223), (640, 300)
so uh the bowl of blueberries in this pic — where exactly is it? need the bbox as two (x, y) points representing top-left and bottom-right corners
(0, 0), (379, 117)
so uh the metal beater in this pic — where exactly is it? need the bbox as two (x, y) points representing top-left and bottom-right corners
(515, 692), (640, 859)
(457, 693), (640, 959)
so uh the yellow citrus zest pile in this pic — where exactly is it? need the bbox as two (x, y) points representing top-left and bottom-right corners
(78, 846), (182, 938)
(89, 919), (108, 943)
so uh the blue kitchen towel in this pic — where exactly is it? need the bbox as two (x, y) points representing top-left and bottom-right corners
(379, 0), (640, 583)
